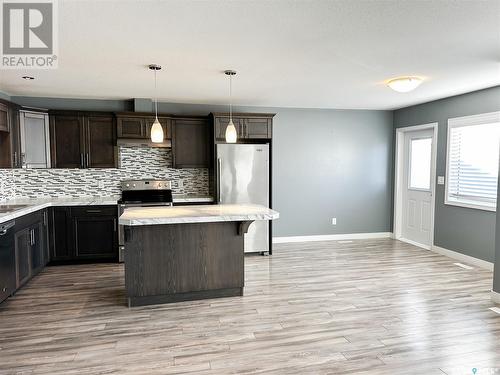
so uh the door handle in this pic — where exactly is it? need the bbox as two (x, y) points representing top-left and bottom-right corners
(217, 158), (222, 203)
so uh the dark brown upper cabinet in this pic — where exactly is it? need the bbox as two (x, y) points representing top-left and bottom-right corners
(86, 115), (117, 168)
(0, 102), (8, 132)
(212, 113), (274, 142)
(116, 113), (171, 147)
(50, 111), (117, 169)
(0, 100), (22, 169)
(116, 116), (147, 138)
(172, 117), (211, 168)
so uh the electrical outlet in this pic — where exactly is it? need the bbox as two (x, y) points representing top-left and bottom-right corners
(437, 176), (445, 185)
(331, 218), (337, 225)
(178, 179), (184, 188)
(98, 181), (104, 189)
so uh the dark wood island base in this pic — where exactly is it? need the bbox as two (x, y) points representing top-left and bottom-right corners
(123, 221), (252, 307)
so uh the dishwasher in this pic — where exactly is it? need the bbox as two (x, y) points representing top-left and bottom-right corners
(0, 221), (16, 304)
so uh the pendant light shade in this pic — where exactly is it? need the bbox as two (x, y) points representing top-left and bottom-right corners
(225, 119), (237, 143)
(149, 64), (164, 143)
(224, 70), (237, 143)
(150, 118), (163, 143)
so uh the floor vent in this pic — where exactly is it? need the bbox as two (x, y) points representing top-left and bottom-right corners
(454, 262), (474, 270)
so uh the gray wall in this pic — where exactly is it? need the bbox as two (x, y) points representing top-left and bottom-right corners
(9, 96), (394, 238)
(0, 91), (10, 101)
(394, 86), (500, 262)
(11, 96), (133, 112)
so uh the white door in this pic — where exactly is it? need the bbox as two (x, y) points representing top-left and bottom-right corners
(401, 129), (434, 248)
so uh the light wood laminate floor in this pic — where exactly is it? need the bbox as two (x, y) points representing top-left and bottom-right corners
(1, 239), (499, 374)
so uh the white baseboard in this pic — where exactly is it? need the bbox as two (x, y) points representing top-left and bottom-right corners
(272, 232), (392, 244)
(397, 237), (431, 250)
(491, 290), (500, 304)
(431, 245), (494, 271)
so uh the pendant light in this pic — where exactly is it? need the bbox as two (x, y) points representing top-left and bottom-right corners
(224, 70), (237, 143)
(149, 64), (164, 143)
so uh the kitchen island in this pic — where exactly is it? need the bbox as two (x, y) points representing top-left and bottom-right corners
(119, 204), (279, 307)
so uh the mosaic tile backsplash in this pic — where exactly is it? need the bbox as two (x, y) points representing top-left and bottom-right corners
(0, 146), (209, 201)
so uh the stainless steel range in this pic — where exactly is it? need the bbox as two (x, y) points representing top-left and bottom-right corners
(118, 179), (173, 262)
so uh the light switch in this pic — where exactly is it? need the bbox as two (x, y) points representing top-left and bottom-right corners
(437, 176), (445, 185)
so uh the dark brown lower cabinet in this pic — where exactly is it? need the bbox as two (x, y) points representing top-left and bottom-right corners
(49, 205), (118, 263)
(14, 210), (47, 289)
(72, 207), (117, 260)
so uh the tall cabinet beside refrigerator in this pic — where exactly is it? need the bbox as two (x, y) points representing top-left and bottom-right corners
(212, 113), (275, 255)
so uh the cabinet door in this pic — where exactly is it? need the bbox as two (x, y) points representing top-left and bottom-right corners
(0, 225), (15, 303)
(10, 109), (22, 168)
(30, 223), (44, 274)
(86, 115), (117, 168)
(20, 112), (50, 168)
(72, 207), (117, 260)
(14, 229), (31, 288)
(173, 118), (209, 168)
(117, 117), (147, 138)
(50, 114), (85, 168)
(0, 103), (8, 132)
(244, 118), (272, 139)
(49, 207), (72, 261)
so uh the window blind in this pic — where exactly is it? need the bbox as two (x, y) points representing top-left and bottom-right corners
(446, 112), (500, 210)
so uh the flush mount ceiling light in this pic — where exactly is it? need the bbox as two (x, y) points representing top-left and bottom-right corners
(149, 64), (164, 143)
(387, 76), (423, 93)
(22, 76), (34, 80)
(224, 70), (237, 143)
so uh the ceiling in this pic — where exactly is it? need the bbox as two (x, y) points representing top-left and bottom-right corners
(0, 0), (499, 110)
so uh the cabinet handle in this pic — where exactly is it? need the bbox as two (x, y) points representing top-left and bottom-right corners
(113, 218), (117, 232)
(30, 229), (34, 246)
(80, 153), (84, 168)
(86, 209), (102, 213)
(13, 151), (17, 167)
(86, 153), (90, 168)
(217, 158), (222, 203)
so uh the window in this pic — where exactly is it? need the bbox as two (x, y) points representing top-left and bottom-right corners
(409, 137), (432, 190)
(446, 111), (500, 211)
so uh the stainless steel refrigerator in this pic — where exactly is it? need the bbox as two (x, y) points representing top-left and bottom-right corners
(216, 144), (270, 253)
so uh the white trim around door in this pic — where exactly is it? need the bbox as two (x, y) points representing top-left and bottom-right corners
(394, 123), (438, 249)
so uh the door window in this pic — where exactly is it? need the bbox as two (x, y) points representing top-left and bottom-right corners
(409, 137), (432, 190)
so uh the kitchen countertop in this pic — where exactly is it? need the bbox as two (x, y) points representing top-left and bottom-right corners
(119, 204), (279, 226)
(0, 196), (120, 224)
(0, 194), (215, 224)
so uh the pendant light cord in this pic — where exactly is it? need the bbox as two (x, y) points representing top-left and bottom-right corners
(229, 73), (232, 121)
(154, 68), (158, 120)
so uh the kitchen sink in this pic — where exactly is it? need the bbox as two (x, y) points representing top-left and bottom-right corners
(0, 205), (30, 213)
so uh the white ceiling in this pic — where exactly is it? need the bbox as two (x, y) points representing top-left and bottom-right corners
(0, 0), (499, 110)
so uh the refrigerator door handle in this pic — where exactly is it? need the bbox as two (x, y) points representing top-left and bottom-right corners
(217, 158), (222, 203)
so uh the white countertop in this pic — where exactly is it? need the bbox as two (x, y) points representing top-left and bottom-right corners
(119, 204), (279, 226)
(0, 195), (216, 224)
(0, 196), (120, 224)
